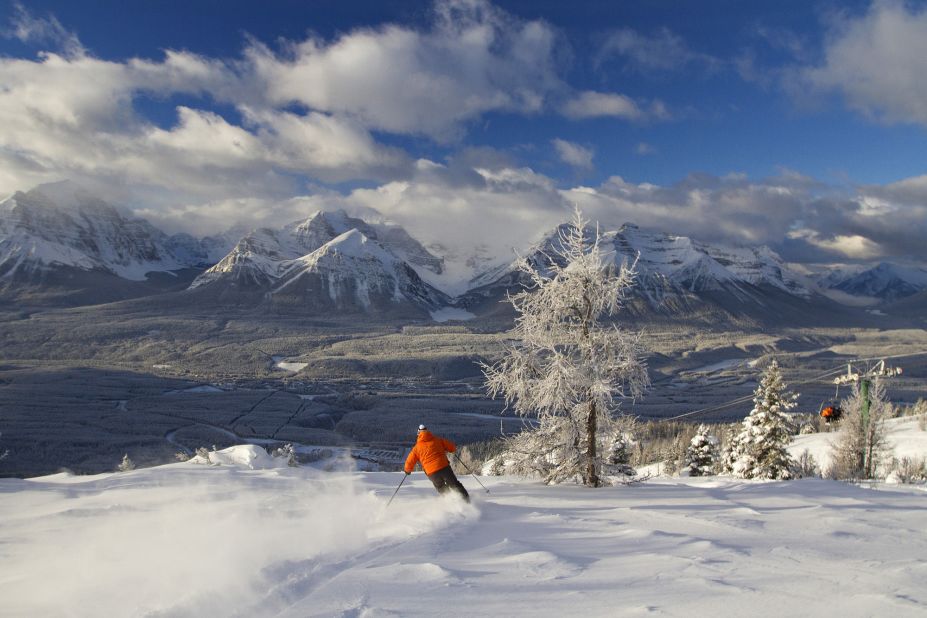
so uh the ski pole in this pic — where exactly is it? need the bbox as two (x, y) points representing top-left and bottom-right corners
(386, 473), (408, 507)
(453, 452), (490, 494)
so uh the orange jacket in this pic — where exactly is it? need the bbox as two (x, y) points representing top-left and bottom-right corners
(404, 431), (456, 475)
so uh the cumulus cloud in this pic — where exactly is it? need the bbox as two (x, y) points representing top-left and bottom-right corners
(0, 50), (410, 204)
(242, 0), (564, 140)
(796, 1), (927, 125)
(552, 139), (594, 169)
(0, 0), (579, 222)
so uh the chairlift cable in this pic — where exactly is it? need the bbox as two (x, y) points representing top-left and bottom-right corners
(657, 351), (926, 424)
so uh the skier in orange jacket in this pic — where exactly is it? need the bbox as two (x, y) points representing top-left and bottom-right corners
(404, 424), (470, 502)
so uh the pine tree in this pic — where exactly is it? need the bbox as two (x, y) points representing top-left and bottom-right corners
(829, 378), (891, 480)
(729, 360), (797, 480)
(483, 209), (649, 486)
(117, 453), (135, 472)
(685, 424), (717, 476)
(720, 425), (741, 474)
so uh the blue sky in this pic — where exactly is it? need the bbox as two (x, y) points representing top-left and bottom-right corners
(1, 0), (926, 265)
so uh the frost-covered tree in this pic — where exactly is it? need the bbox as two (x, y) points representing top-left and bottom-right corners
(483, 209), (649, 487)
(117, 454), (135, 472)
(729, 360), (797, 480)
(685, 424), (718, 476)
(829, 378), (891, 480)
(272, 443), (299, 467)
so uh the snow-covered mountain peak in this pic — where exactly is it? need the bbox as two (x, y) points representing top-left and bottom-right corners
(0, 184), (204, 281)
(286, 209), (367, 252)
(21, 180), (95, 210)
(821, 261), (927, 302)
(270, 228), (448, 312)
(192, 209), (444, 298)
(313, 228), (394, 262)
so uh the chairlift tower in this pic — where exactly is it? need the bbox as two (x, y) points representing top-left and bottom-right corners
(834, 359), (903, 430)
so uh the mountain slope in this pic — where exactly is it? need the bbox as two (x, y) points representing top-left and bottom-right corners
(268, 229), (449, 314)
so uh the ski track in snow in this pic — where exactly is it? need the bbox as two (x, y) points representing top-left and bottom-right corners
(2, 447), (927, 617)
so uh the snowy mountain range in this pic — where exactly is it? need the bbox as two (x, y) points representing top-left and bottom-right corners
(0, 181), (235, 282)
(459, 223), (813, 321)
(2, 182), (925, 319)
(816, 262), (927, 302)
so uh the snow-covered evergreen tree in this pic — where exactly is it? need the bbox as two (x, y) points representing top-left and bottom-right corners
(829, 378), (891, 480)
(685, 424), (717, 476)
(483, 209), (649, 487)
(720, 425), (740, 474)
(604, 420), (638, 477)
(117, 454), (135, 472)
(729, 360), (797, 480)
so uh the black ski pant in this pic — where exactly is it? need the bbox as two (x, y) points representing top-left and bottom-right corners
(427, 465), (470, 502)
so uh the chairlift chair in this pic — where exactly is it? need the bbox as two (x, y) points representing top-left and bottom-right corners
(818, 400), (843, 423)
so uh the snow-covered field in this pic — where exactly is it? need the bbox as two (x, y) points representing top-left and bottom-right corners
(2, 445), (926, 617)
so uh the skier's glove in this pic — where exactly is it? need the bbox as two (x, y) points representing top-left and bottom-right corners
(404, 471), (411, 475)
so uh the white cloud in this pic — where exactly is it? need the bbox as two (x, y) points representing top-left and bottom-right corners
(4, 1), (84, 57)
(596, 27), (719, 72)
(787, 229), (883, 260)
(635, 142), (656, 155)
(797, 1), (927, 125)
(552, 139), (594, 169)
(562, 91), (638, 119)
(0, 0), (572, 220)
(243, 0), (563, 140)
(1, 1), (925, 270)
(0, 47), (410, 209)
(326, 167), (927, 267)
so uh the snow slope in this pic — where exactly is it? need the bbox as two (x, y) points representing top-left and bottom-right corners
(789, 415), (927, 475)
(2, 445), (926, 617)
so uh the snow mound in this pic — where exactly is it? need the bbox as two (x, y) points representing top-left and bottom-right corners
(191, 444), (283, 469)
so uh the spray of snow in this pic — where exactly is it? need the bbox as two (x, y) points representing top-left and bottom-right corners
(0, 446), (475, 616)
